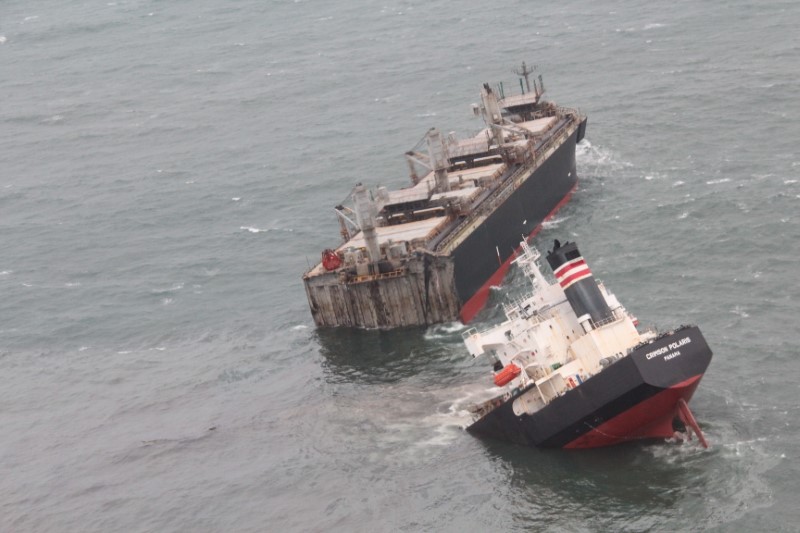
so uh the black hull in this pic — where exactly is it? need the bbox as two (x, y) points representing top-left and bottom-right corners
(467, 326), (713, 448)
(453, 126), (581, 321)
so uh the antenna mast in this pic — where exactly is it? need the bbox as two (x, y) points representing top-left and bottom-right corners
(513, 61), (536, 93)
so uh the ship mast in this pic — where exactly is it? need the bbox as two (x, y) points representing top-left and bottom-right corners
(513, 61), (535, 93)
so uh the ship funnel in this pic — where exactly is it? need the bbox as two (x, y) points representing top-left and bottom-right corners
(546, 240), (613, 326)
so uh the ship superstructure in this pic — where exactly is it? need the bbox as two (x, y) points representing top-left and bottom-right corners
(462, 239), (712, 449)
(303, 63), (587, 328)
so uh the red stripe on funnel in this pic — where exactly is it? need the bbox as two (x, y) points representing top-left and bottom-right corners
(558, 267), (592, 288)
(553, 258), (586, 278)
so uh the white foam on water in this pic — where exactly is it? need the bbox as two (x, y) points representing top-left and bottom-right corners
(291, 324), (308, 331)
(0, 36), (7, 44)
(784, 179), (797, 184)
(0, 270), (11, 276)
(542, 215), (571, 229)
(161, 297), (173, 305)
(241, 226), (264, 233)
(427, 321), (467, 335)
(673, 180), (685, 187)
(677, 212), (688, 219)
(152, 283), (183, 294)
(643, 23), (666, 30)
(576, 140), (632, 173)
(231, 197), (241, 201)
(730, 305), (749, 318)
(706, 178), (731, 185)
(240, 225), (294, 233)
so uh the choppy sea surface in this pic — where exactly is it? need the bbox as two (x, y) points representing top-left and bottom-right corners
(2, 0), (799, 531)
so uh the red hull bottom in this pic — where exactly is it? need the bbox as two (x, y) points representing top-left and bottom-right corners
(564, 375), (705, 449)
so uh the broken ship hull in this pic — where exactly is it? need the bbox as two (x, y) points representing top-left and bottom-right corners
(304, 120), (584, 328)
(467, 326), (713, 449)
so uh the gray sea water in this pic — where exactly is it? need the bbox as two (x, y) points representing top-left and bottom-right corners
(2, 0), (799, 531)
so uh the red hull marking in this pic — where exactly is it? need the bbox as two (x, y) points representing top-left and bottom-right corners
(459, 183), (577, 323)
(563, 375), (704, 449)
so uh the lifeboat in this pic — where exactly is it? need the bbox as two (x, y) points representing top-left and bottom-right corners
(321, 249), (342, 271)
(493, 363), (521, 387)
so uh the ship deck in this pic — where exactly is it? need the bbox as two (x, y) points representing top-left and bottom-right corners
(383, 163), (505, 209)
(305, 216), (451, 277)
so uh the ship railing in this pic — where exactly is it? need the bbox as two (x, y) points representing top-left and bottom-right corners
(468, 394), (506, 420)
(435, 117), (581, 254)
(461, 327), (479, 340)
(590, 314), (625, 330)
(502, 295), (533, 319)
(348, 267), (407, 285)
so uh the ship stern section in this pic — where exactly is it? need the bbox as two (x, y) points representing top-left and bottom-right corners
(467, 326), (713, 449)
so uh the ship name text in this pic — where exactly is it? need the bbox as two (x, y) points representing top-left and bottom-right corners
(645, 336), (692, 361)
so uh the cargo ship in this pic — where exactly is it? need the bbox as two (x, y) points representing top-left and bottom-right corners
(461, 239), (713, 449)
(302, 63), (587, 328)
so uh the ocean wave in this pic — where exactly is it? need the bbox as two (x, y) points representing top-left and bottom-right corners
(426, 321), (467, 335)
(542, 215), (571, 229)
(575, 140), (632, 173)
(151, 283), (184, 294)
(240, 225), (294, 233)
(730, 305), (749, 318)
